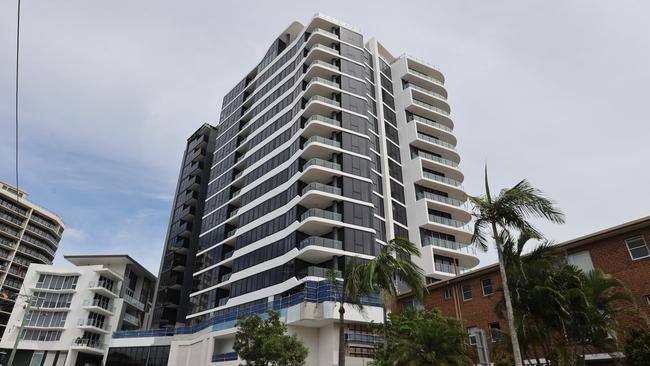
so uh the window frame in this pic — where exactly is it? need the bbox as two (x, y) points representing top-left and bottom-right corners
(443, 287), (452, 300)
(488, 322), (501, 343)
(625, 236), (650, 260)
(480, 278), (494, 296)
(461, 283), (472, 301)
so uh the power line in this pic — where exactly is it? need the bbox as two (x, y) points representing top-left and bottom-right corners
(14, 0), (21, 201)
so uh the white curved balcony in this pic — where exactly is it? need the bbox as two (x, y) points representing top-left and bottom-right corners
(302, 158), (342, 184)
(409, 114), (457, 146)
(302, 135), (341, 160)
(303, 115), (342, 138)
(416, 191), (471, 222)
(405, 83), (450, 113)
(303, 77), (341, 99)
(406, 93), (453, 129)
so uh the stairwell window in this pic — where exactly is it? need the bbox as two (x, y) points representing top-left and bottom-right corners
(444, 287), (452, 300)
(461, 283), (472, 301)
(481, 278), (493, 296)
(625, 236), (649, 260)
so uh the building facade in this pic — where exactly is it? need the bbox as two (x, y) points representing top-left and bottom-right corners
(398, 216), (650, 365)
(152, 124), (218, 328)
(110, 14), (476, 366)
(0, 255), (155, 366)
(0, 181), (65, 336)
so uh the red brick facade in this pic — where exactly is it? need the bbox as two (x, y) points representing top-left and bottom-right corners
(399, 216), (650, 359)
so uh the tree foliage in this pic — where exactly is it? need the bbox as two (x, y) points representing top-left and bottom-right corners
(371, 308), (472, 366)
(625, 329), (650, 366)
(498, 232), (636, 366)
(233, 310), (308, 366)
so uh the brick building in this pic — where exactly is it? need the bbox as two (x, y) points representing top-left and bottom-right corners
(398, 215), (650, 363)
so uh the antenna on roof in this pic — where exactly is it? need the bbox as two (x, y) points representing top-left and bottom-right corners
(14, 0), (22, 202)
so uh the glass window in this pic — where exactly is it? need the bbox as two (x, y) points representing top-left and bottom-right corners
(625, 236), (649, 260)
(443, 287), (452, 300)
(481, 278), (493, 296)
(461, 283), (472, 301)
(488, 322), (501, 343)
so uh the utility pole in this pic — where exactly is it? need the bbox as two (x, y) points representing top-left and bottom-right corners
(6, 295), (31, 366)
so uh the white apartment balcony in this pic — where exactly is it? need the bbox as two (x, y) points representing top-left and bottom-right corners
(78, 318), (112, 334)
(300, 182), (342, 209)
(300, 208), (343, 236)
(303, 115), (342, 138)
(303, 77), (341, 99)
(82, 299), (114, 316)
(416, 190), (471, 222)
(88, 280), (119, 298)
(404, 159), (466, 200)
(409, 200), (472, 243)
(70, 339), (107, 355)
(409, 114), (457, 146)
(410, 149), (464, 181)
(123, 288), (145, 311)
(304, 60), (340, 81)
(301, 135), (341, 161)
(302, 158), (342, 184)
(305, 27), (340, 49)
(402, 66), (447, 97)
(304, 95), (341, 118)
(420, 237), (479, 268)
(404, 82), (450, 113)
(405, 92), (453, 130)
(403, 123), (459, 163)
(304, 43), (340, 65)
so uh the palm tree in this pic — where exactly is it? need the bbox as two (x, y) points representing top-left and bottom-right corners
(470, 166), (565, 366)
(327, 260), (369, 366)
(362, 238), (426, 357)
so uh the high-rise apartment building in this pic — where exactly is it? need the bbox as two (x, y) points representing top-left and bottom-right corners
(0, 181), (65, 336)
(112, 14), (478, 366)
(152, 124), (218, 328)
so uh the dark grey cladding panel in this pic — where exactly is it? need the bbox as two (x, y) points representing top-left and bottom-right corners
(341, 153), (371, 179)
(343, 227), (378, 256)
(342, 201), (373, 228)
(341, 176), (372, 203)
(340, 28), (363, 47)
(341, 93), (367, 115)
(340, 76), (367, 98)
(341, 132), (369, 156)
(340, 59), (366, 79)
(340, 44), (365, 64)
(341, 112), (368, 134)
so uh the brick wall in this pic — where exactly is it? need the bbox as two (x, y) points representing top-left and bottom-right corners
(400, 219), (650, 358)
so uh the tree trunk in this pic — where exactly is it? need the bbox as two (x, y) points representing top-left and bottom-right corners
(492, 222), (524, 366)
(338, 283), (346, 366)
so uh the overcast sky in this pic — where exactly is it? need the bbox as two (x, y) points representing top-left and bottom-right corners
(1, 1), (649, 273)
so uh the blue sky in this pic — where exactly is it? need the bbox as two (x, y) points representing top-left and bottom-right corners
(1, 0), (649, 273)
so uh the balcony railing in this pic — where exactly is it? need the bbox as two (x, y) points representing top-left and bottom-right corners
(405, 83), (447, 100)
(309, 60), (340, 71)
(212, 352), (238, 363)
(435, 262), (469, 275)
(412, 99), (451, 117)
(428, 215), (471, 231)
(307, 95), (340, 107)
(304, 158), (341, 171)
(408, 68), (444, 86)
(308, 77), (340, 89)
(416, 191), (466, 208)
(221, 273), (232, 282)
(410, 114), (452, 132)
(0, 198), (27, 216)
(304, 135), (341, 149)
(123, 293), (145, 311)
(412, 150), (458, 168)
(298, 266), (341, 279)
(71, 338), (106, 350)
(0, 211), (23, 226)
(78, 318), (111, 331)
(218, 297), (229, 307)
(123, 312), (140, 326)
(422, 237), (476, 255)
(82, 299), (114, 313)
(88, 281), (119, 295)
(416, 133), (456, 150)
(299, 236), (343, 250)
(302, 183), (342, 196)
(306, 115), (341, 127)
(300, 209), (342, 222)
(311, 28), (339, 39)
(308, 43), (340, 55)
